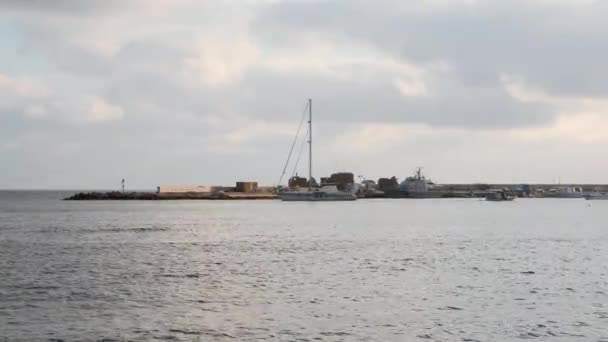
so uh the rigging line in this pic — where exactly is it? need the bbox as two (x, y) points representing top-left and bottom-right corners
(291, 126), (310, 179)
(277, 100), (309, 186)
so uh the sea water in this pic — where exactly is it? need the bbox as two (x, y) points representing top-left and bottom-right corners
(1, 191), (607, 341)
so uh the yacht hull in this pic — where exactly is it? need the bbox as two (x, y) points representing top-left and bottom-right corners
(280, 191), (357, 201)
(386, 191), (447, 199)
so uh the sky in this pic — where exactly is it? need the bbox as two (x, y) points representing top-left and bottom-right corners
(1, 0), (608, 189)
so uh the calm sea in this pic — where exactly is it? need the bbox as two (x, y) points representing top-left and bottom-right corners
(1, 191), (607, 341)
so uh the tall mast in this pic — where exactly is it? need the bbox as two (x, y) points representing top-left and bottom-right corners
(308, 99), (312, 191)
(308, 98), (312, 191)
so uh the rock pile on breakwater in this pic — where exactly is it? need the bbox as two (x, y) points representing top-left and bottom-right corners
(64, 191), (279, 200)
(64, 191), (159, 200)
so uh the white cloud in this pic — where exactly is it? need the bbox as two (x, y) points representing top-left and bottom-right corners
(0, 73), (123, 123)
(330, 124), (409, 156)
(511, 112), (608, 144)
(502, 73), (608, 110)
(0, 74), (49, 98)
(87, 97), (124, 122)
(223, 120), (295, 145)
(43, 96), (125, 123)
(394, 77), (428, 97)
(23, 104), (48, 119)
(0, 74), (49, 114)
(184, 34), (260, 86)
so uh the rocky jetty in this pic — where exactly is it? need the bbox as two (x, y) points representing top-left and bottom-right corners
(64, 191), (159, 200)
(64, 191), (278, 200)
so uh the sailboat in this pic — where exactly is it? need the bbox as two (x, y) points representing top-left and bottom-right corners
(279, 99), (357, 201)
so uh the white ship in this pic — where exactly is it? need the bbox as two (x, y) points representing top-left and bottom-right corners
(398, 168), (444, 198)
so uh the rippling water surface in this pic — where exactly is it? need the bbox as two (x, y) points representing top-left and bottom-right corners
(1, 191), (607, 341)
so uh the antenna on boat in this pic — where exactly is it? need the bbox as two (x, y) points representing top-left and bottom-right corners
(308, 98), (312, 191)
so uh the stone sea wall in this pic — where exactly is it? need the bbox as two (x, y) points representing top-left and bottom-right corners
(64, 191), (278, 200)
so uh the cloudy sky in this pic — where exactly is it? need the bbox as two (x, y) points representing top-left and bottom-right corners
(1, 0), (608, 189)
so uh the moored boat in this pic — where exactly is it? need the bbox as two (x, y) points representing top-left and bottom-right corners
(584, 193), (608, 200)
(397, 168), (445, 198)
(485, 190), (516, 201)
(278, 99), (357, 202)
(542, 186), (587, 198)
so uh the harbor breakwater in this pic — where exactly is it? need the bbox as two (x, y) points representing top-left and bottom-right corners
(64, 183), (608, 201)
(64, 191), (278, 200)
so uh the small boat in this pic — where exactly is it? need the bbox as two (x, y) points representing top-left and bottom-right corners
(485, 190), (516, 201)
(278, 99), (357, 202)
(584, 193), (608, 200)
(542, 186), (587, 198)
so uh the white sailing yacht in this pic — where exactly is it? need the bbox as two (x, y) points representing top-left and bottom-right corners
(279, 99), (357, 201)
